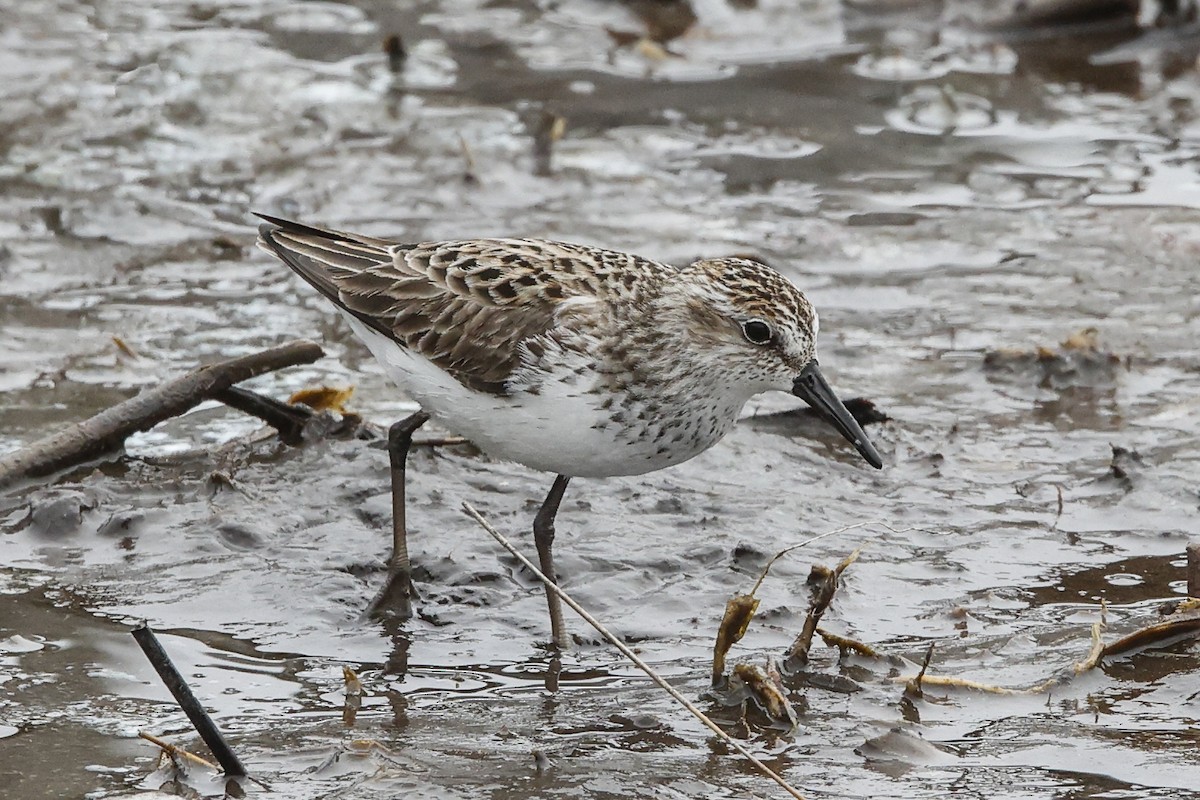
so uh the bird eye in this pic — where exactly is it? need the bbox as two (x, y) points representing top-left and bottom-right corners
(741, 319), (773, 345)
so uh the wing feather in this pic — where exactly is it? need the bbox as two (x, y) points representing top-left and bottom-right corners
(255, 215), (664, 395)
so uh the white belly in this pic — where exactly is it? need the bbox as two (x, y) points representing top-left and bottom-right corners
(346, 317), (733, 478)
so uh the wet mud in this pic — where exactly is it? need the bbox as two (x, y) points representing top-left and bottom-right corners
(3, 1), (1200, 797)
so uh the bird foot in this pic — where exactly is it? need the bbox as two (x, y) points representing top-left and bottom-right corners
(364, 571), (418, 622)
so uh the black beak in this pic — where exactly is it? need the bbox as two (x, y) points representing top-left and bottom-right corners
(791, 362), (884, 469)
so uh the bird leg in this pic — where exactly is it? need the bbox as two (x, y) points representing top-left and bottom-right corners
(365, 410), (430, 621)
(533, 474), (572, 650)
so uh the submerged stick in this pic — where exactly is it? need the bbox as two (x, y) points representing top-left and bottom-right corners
(462, 501), (807, 800)
(131, 623), (248, 779)
(213, 385), (314, 444)
(1188, 543), (1200, 599)
(0, 340), (323, 489)
(138, 731), (218, 772)
(905, 642), (936, 698)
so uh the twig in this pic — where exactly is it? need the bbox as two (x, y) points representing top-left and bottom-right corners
(905, 642), (936, 697)
(892, 674), (1027, 695)
(462, 501), (807, 800)
(782, 548), (861, 672)
(1051, 484), (1064, 531)
(1188, 543), (1200, 599)
(457, 134), (479, 185)
(816, 627), (880, 658)
(342, 666), (363, 728)
(383, 33), (406, 74)
(131, 623), (248, 778)
(1073, 623), (1105, 674)
(138, 731), (218, 771)
(0, 340), (323, 488)
(532, 111), (566, 177)
(213, 385), (313, 444)
(1101, 614), (1200, 658)
(412, 435), (470, 448)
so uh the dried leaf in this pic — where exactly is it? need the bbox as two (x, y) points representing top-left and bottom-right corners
(732, 662), (798, 729)
(1061, 326), (1099, 351)
(342, 666), (363, 696)
(712, 593), (760, 685)
(288, 385), (354, 414)
(111, 335), (141, 360)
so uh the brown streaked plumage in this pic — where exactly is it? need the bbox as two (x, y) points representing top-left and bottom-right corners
(258, 214), (664, 396)
(255, 213), (883, 643)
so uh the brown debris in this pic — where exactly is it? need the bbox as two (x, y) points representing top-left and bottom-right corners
(712, 593), (761, 686)
(634, 38), (673, 62)
(531, 749), (554, 774)
(783, 548), (861, 672)
(622, 0), (698, 43)
(904, 643), (936, 699)
(532, 111), (566, 177)
(139, 731), (218, 772)
(342, 666), (363, 728)
(412, 435), (470, 448)
(1188, 543), (1200, 599)
(383, 33), (406, 74)
(463, 502), (808, 800)
(1101, 614), (1200, 658)
(731, 660), (798, 729)
(1106, 444), (1143, 485)
(111, 335), (141, 360)
(288, 385), (354, 414)
(895, 610), (1200, 695)
(817, 627), (880, 659)
(982, 327), (1122, 389)
(992, 0), (1139, 30)
(604, 27), (643, 47)
(458, 134), (479, 186)
(1175, 597), (1200, 614)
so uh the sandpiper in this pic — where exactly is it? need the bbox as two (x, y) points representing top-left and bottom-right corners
(256, 214), (883, 647)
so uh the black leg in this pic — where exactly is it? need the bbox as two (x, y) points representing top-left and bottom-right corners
(365, 411), (430, 620)
(533, 474), (571, 650)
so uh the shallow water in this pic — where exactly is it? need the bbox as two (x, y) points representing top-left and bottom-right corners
(3, 1), (1200, 798)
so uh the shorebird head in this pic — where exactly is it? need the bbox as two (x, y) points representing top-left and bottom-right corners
(675, 257), (883, 469)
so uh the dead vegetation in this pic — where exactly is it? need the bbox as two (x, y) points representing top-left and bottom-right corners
(0, 340), (324, 488)
(983, 327), (1124, 389)
(702, 523), (1200, 741)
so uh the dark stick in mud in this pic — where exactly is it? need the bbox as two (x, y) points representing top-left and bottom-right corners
(131, 623), (248, 779)
(0, 339), (324, 489)
(532, 110), (565, 176)
(383, 33), (406, 74)
(1188, 543), (1200, 599)
(213, 385), (314, 444)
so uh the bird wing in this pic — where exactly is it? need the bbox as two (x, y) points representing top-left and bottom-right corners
(256, 214), (648, 395)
